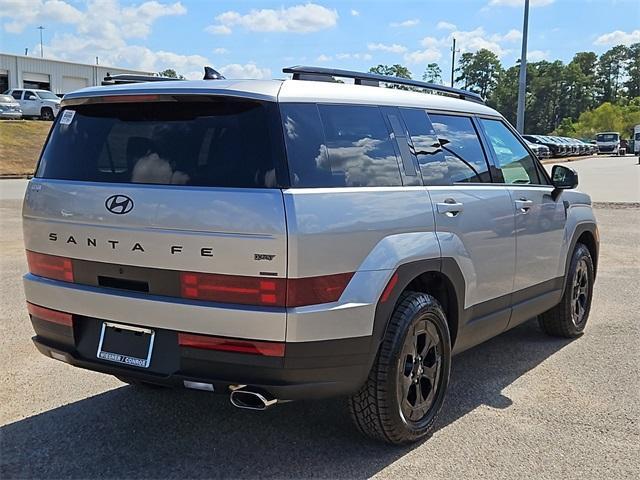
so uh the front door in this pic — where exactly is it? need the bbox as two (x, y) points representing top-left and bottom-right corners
(478, 118), (566, 296)
(22, 90), (39, 116)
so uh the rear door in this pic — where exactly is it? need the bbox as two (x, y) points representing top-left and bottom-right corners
(24, 96), (289, 301)
(405, 110), (516, 348)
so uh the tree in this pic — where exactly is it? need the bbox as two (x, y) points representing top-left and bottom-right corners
(455, 49), (502, 98)
(158, 68), (185, 79)
(596, 45), (629, 103)
(369, 64), (412, 89)
(422, 63), (442, 84)
(624, 43), (640, 98)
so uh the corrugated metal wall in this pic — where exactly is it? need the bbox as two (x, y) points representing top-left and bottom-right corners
(0, 54), (153, 95)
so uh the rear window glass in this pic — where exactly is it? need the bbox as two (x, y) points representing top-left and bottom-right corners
(281, 103), (402, 188)
(37, 99), (286, 188)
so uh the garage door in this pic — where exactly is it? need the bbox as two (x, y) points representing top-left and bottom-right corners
(62, 76), (89, 93)
(23, 72), (50, 90)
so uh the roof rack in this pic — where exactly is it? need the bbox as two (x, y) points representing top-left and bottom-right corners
(282, 65), (485, 104)
(101, 73), (182, 86)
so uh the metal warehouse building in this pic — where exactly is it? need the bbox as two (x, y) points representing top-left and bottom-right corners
(0, 53), (153, 96)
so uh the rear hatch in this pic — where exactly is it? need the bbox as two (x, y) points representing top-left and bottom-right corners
(23, 94), (289, 305)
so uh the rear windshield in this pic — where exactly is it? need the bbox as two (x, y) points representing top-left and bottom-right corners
(596, 133), (619, 142)
(37, 99), (286, 188)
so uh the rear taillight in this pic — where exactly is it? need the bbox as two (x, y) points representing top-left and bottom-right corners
(286, 272), (354, 307)
(180, 272), (287, 307)
(178, 333), (285, 357)
(26, 251), (74, 282)
(180, 271), (353, 307)
(27, 302), (73, 327)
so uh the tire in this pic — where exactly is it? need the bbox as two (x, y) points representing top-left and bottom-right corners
(349, 292), (451, 444)
(40, 107), (54, 121)
(539, 243), (594, 338)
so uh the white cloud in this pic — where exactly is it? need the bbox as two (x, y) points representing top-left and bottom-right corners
(488, 0), (554, 6)
(421, 36), (443, 48)
(208, 3), (338, 34)
(219, 63), (271, 79)
(316, 54), (332, 62)
(206, 24), (232, 35)
(350, 9), (359, 16)
(390, 19), (420, 28)
(404, 48), (442, 65)
(212, 47), (229, 55)
(0, 0), (84, 33)
(1, 0), (271, 79)
(335, 52), (372, 60)
(367, 43), (407, 54)
(527, 49), (549, 61)
(451, 27), (510, 57)
(594, 29), (640, 46)
(501, 29), (522, 42)
(437, 21), (456, 31)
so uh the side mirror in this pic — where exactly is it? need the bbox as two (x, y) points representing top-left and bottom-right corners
(551, 165), (578, 190)
(27, 95), (37, 100)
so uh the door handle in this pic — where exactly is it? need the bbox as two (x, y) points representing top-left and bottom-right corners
(515, 198), (534, 212)
(436, 199), (464, 216)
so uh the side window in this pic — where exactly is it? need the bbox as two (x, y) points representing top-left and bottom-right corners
(280, 103), (403, 188)
(12, 90), (23, 100)
(429, 113), (492, 183)
(318, 104), (402, 187)
(280, 103), (332, 187)
(25, 91), (37, 100)
(399, 108), (448, 185)
(479, 118), (541, 185)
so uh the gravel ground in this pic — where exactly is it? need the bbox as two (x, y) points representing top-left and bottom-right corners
(0, 198), (638, 479)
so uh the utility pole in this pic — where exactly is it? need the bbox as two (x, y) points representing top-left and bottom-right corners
(450, 37), (459, 87)
(516, 0), (530, 133)
(37, 26), (45, 58)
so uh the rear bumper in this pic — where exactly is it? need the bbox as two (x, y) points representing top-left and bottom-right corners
(29, 311), (374, 401)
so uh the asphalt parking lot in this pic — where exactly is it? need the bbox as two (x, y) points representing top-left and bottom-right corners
(1, 181), (639, 478)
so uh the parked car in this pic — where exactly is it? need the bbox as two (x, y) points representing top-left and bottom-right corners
(22, 65), (598, 445)
(523, 135), (563, 157)
(0, 94), (22, 119)
(596, 132), (621, 154)
(5, 88), (60, 120)
(525, 139), (550, 159)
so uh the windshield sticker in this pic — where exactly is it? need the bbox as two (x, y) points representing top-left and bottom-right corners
(59, 110), (75, 125)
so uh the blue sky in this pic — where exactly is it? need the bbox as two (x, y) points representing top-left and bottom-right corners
(0, 0), (638, 81)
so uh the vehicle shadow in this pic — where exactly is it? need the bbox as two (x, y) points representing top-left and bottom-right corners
(1, 320), (573, 479)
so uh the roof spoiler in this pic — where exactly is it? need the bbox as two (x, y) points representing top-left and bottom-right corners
(283, 65), (485, 104)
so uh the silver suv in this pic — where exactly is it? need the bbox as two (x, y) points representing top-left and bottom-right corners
(22, 66), (598, 444)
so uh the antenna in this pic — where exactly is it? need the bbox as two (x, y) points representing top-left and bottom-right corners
(203, 66), (225, 80)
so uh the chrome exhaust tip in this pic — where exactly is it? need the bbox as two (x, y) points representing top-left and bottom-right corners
(229, 387), (277, 411)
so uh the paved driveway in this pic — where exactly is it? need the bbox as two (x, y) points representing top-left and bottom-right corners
(1, 194), (638, 479)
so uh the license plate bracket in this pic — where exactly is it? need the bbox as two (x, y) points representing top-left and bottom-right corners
(97, 322), (155, 369)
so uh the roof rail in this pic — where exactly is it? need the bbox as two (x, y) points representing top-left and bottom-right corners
(101, 73), (183, 86)
(282, 65), (485, 104)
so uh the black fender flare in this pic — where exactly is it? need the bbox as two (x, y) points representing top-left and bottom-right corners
(561, 222), (599, 295)
(367, 257), (466, 367)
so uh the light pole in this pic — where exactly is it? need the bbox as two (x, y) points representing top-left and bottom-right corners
(516, 0), (529, 133)
(450, 37), (459, 87)
(37, 26), (45, 58)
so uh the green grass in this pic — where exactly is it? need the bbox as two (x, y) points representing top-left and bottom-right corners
(0, 120), (52, 176)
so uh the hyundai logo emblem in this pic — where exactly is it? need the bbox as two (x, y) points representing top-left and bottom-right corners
(105, 194), (134, 215)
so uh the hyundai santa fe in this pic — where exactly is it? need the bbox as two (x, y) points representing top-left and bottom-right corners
(22, 66), (598, 444)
